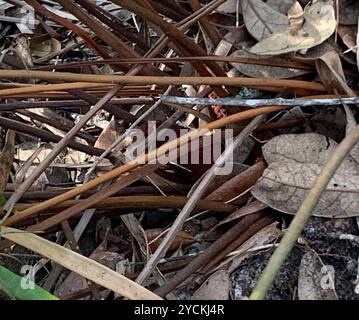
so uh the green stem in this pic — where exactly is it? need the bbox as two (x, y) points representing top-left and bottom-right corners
(250, 124), (359, 300)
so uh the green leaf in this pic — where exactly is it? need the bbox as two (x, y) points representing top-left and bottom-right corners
(0, 264), (59, 300)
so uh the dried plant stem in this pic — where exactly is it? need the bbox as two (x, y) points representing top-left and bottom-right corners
(250, 124), (359, 300)
(0, 86), (121, 221)
(0, 226), (161, 300)
(160, 96), (359, 107)
(0, 70), (326, 92)
(14, 196), (236, 213)
(0, 82), (111, 97)
(5, 106), (286, 227)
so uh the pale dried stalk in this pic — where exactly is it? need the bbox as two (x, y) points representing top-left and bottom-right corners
(0, 226), (161, 300)
(160, 96), (359, 107)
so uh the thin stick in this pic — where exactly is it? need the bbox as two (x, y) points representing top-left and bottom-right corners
(1, 85), (121, 221)
(14, 196), (236, 213)
(5, 106), (287, 227)
(0, 70), (327, 92)
(250, 124), (359, 300)
(160, 96), (359, 107)
(0, 82), (111, 97)
(86, 86), (172, 177)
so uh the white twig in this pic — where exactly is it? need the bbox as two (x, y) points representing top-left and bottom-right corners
(160, 96), (359, 107)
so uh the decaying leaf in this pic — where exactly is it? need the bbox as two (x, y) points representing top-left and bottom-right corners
(192, 270), (230, 300)
(298, 250), (338, 300)
(249, 0), (336, 55)
(316, 50), (355, 95)
(338, 25), (357, 53)
(252, 133), (359, 217)
(314, 50), (359, 164)
(230, 49), (310, 79)
(260, 133), (355, 170)
(29, 35), (61, 59)
(241, 0), (289, 41)
(253, 161), (359, 217)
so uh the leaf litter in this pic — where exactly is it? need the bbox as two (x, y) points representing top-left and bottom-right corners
(0, 0), (358, 301)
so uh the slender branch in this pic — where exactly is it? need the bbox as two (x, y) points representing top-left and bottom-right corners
(250, 124), (359, 300)
(160, 96), (359, 107)
(0, 70), (327, 92)
(5, 106), (287, 227)
(0, 85), (121, 221)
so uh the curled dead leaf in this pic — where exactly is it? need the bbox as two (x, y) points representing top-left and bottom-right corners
(29, 35), (61, 59)
(249, 0), (336, 55)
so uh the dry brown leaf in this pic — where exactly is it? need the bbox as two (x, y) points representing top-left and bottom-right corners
(315, 50), (355, 95)
(343, 106), (359, 164)
(338, 25), (357, 53)
(241, 0), (289, 41)
(298, 251), (338, 300)
(29, 35), (61, 59)
(314, 50), (359, 164)
(249, 0), (336, 55)
(192, 270), (230, 300)
(252, 133), (359, 217)
(91, 118), (126, 171)
(260, 133), (356, 170)
(14, 35), (33, 67)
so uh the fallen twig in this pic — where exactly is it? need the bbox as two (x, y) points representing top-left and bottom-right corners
(160, 96), (359, 107)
